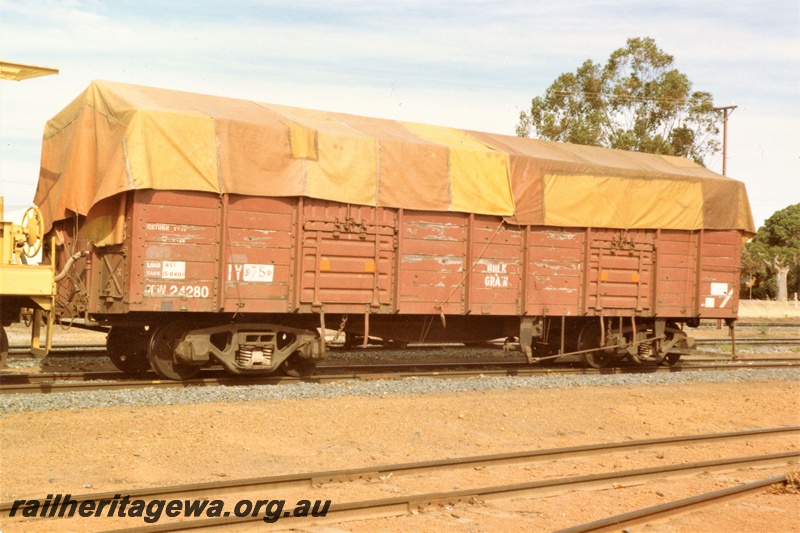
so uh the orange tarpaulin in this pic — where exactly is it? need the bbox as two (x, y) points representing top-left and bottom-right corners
(34, 81), (755, 245)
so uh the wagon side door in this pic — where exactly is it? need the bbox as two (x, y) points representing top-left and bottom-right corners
(298, 200), (397, 314)
(584, 229), (656, 315)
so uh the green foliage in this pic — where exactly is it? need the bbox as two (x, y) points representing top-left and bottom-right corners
(743, 203), (800, 300)
(754, 204), (800, 249)
(518, 37), (720, 165)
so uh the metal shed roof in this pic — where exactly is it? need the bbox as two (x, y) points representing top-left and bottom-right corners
(0, 61), (58, 81)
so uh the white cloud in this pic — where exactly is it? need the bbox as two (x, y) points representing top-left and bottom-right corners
(1, 0), (797, 220)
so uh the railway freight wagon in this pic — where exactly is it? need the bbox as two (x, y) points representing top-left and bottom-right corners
(34, 81), (755, 379)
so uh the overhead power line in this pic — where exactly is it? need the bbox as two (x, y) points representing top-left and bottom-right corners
(551, 90), (704, 105)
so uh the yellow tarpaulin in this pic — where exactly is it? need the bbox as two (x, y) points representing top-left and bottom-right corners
(401, 122), (514, 215)
(34, 81), (755, 245)
(468, 131), (754, 233)
(541, 174), (704, 230)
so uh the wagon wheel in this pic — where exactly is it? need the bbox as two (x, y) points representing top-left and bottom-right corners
(148, 322), (201, 380)
(107, 326), (152, 374)
(21, 206), (44, 258)
(664, 353), (682, 366)
(578, 321), (614, 369)
(279, 354), (317, 377)
(0, 326), (8, 369)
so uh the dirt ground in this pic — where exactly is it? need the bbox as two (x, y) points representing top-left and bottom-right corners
(1, 377), (798, 532)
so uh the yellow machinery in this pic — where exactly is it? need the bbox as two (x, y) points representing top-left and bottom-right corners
(1, 60), (59, 366)
(0, 196), (55, 365)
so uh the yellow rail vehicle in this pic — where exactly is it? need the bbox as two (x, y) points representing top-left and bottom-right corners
(0, 197), (55, 365)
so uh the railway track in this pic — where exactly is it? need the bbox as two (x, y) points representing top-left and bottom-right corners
(7, 343), (107, 355)
(557, 473), (797, 532)
(2, 359), (799, 395)
(2, 427), (795, 530)
(696, 337), (800, 345)
(6, 335), (800, 358)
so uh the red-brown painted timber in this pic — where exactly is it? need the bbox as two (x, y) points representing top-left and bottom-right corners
(51, 190), (742, 326)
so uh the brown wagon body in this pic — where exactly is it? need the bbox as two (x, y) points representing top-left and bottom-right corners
(37, 82), (754, 378)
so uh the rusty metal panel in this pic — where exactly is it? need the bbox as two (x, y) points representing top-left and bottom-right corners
(222, 196), (295, 313)
(525, 228), (584, 316)
(128, 190), (220, 312)
(696, 230), (740, 318)
(398, 212), (466, 314)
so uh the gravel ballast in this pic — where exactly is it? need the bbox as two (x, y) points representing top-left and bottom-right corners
(2, 367), (799, 413)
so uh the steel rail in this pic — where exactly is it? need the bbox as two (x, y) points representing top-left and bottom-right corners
(555, 474), (792, 533)
(686, 356), (800, 362)
(8, 344), (107, 356)
(2, 356), (772, 384)
(695, 337), (800, 345)
(1, 359), (560, 386)
(8, 335), (800, 357)
(1, 428), (796, 520)
(1, 370), (151, 384)
(2, 360), (800, 395)
(0, 362), (796, 394)
(4, 352), (800, 380)
(0, 375), (300, 394)
(726, 321), (800, 328)
(4, 341), (508, 356)
(9, 343), (107, 350)
(101, 451), (799, 532)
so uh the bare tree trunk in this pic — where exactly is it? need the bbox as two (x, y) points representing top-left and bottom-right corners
(775, 266), (789, 302)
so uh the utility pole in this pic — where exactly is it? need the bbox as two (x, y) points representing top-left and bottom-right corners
(714, 105), (737, 176)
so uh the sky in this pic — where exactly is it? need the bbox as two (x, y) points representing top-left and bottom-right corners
(0, 0), (798, 228)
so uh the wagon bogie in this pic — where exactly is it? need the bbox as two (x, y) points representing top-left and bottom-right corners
(520, 316), (692, 368)
(146, 321), (323, 377)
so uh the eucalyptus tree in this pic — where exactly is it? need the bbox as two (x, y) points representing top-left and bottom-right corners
(518, 37), (720, 165)
(744, 204), (800, 302)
